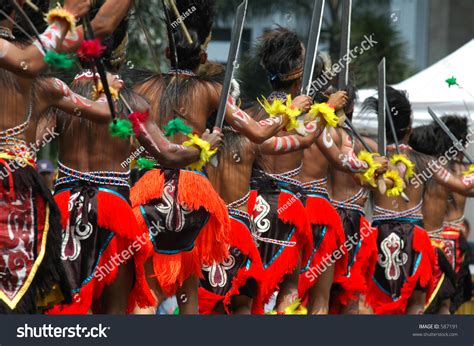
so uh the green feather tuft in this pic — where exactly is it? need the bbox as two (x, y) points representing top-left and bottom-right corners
(164, 118), (192, 137)
(445, 76), (458, 88)
(44, 50), (75, 69)
(108, 119), (133, 139)
(137, 158), (157, 169)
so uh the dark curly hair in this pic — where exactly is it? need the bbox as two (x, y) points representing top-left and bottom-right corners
(409, 115), (468, 158)
(2, 0), (50, 43)
(257, 26), (304, 90)
(165, 0), (216, 70)
(362, 86), (412, 143)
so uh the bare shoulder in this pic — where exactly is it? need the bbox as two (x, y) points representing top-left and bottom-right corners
(363, 136), (378, 152)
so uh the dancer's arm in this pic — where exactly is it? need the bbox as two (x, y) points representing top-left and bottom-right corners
(259, 120), (322, 155)
(0, 0), (90, 77)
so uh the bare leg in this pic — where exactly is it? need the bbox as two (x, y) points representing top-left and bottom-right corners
(231, 295), (253, 315)
(307, 264), (334, 314)
(176, 275), (199, 315)
(341, 295), (360, 314)
(437, 299), (451, 315)
(406, 290), (426, 314)
(101, 260), (135, 314)
(358, 295), (374, 315)
(132, 258), (165, 315)
(275, 263), (300, 313)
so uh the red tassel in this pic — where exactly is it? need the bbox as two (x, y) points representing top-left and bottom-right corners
(365, 225), (435, 314)
(253, 191), (310, 311)
(210, 217), (264, 314)
(334, 216), (378, 306)
(298, 196), (343, 299)
(77, 39), (106, 61)
(129, 111), (150, 137)
(129, 169), (230, 301)
(49, 189), (142, 314)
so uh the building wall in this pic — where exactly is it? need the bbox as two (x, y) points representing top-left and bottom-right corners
(428, 0), (474, 65)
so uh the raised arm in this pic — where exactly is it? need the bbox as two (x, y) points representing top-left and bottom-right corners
(0, 1), (90, 77)
(316, 126), (369, 174)
(209, 83), (311, 143)
(62, 0), (133, 50)
(259, 120), (322, 155)
(433, 165), (474, 195)
(135, 117), (223, 169)
(225, 95), (286, 144)
(40, 77), (117, 124)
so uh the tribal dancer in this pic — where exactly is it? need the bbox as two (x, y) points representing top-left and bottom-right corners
(131, 0), (300, 315)
(316, 82), (385, 315)
(444, 188), (473, 313)
(199, 77), (322, 315)
(299, 60), (385, 314)
(245, 27), (330, 313)
(410, 116), (473, 314)
(45, 2), (206, 315)
(364, 87), (474, 314)
(0, 0), (113, 313)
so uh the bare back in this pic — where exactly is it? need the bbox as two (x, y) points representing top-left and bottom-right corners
(327, 128), (367, 206)
(445, 162), (468, 222)
(134, 74), (219, 145)
(207, 132), (256, 212)
(422, 181), (449, 231)
(247, 106), (302, 175)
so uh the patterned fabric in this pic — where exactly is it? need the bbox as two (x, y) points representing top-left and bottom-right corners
(54, 182), (128, 294)
(200, 212), (255, 298)
(373, 221), (418, 299)
(424, 248), (456, 314)
(0, 160), (67, 313)
(139, 169), (209, 254)
(250, 170), (302, 268)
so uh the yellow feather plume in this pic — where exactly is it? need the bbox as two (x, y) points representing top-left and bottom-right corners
(308, 102), (340, 128)
(357, 151), (381, 187)
(384, 169), (405, 197)
(390, 154), (415, 180)
(183, 134), (217, 171)
(462, 164), (474, 176)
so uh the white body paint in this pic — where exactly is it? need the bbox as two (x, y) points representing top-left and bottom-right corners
(0, 39), (10, 58)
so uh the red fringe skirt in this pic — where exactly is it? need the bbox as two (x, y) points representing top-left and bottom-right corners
(250, 188), (312, 310)
(366, 222), (435, 314)
(332, 213), (378, 309)
(48, 185), (143, 314)
(299, 195), (346, 299)
(129, 169), (230, 309)
(198, 213), (263, 314)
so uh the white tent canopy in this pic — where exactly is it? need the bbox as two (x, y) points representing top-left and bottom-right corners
(354, 39), (474, 133)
